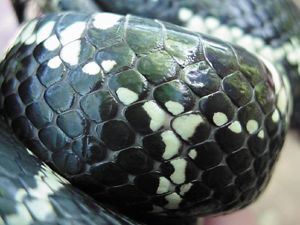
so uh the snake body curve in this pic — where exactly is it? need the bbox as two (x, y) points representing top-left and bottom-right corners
(0, 0), (299, 224)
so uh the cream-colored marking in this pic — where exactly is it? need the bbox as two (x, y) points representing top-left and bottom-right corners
(101, 60), (117, 73)
(164, 193), (182, 209)
(116, 87), (139, 105)
(277, 88), (288, 114)
(15, 188), (27, 201)
(41, 166), (68, 192)
(212, 26), (234, 42)
(93, 13), (122, 29)
(178, 8), (193, 21)
(60, 21), (86, 45)
(82, 61), (101, 75)
(156, 177), (171, 194)
(165, 101), (184, 115)
(161, 130), (181, 160)
(205, 17), (220, 31)
(6, 205), (32, 225)
(246, 120), (259, 134)
(186, 16), (207, 33)
(272, 110), (280, 123)
(43, 35), (60, 51)
(228, 121), (242, 134)
(48, 56), (62, 69)
(36, 21), (55, 44)
(213, 112), (228, 126)
(20, 20), (38, 43)
(26, 199), (55, 221)
(170, 158), (187, 184)
(230, 27), (243, 39)
(180, 183), (193, 195)
(60, 40), (81, 66)
(143, 101), (166, 131)
(28, 176), (53, 200)
(237, 35), (256, 51)
(25, 34), (36, 45)
(258, 130), (265, 139)
(188, 149), (197, 160)
(173, 114), (203, 140)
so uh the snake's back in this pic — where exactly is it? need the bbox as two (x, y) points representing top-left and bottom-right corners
(0, 11), (291, 221)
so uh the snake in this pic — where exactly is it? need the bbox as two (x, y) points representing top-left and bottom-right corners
(0, 0), (299, 224)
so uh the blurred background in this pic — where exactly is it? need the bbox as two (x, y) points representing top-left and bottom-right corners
(0, 0), (299, 225)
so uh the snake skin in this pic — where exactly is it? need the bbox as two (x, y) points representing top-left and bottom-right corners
(0, 10), (291, 224)
(93, 0), (300, 128)
(0, 119), (138, 225)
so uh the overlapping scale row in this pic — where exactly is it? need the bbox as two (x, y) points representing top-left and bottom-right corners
(0, 12), (290, 218)
(0, 120), (137, 225)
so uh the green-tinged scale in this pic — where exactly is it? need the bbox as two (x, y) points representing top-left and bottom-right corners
(0, 10), (291, 224)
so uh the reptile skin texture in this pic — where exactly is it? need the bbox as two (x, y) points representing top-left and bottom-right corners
(93, 0), (300, 129)
(0, 10), (291, 224)
(0, 119), (138, 225)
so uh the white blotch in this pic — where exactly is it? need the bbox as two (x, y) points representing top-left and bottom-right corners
(186, 16), (207, 33)
(188, 149), (197, 160)
(213, 112), (228, 126)
(101, 60), (117, 73)
(47, 56), (62, 69)
(165, 101), (184, 115)
(246, 120), (259, 134)
(15, 188), (27, 201)
(59, 21), (86, 45)
(60, 40), (81, 66)
(237, 35), (256, 51)
(180, 183), (193, 195)
(212, 26), (235, 42)
(25, 34), (36, 45)
(20, 20), (38, 43)
(169, 158), (187, 184)
(43, 35), (60, 51)
(277, 88), (288, 114)
(27, 177), (53, 200)
(172, 114), (204, 140)
(164, 193), (182, 209)
(228, 121), (242, 134)
(36, 21), (56, 44)
(272, 110), (280, 123)
(253, 38), (264, 50)
(260, 46), (273, 59)
(142, 101), (167, 131)
(6, 205), (32, 225)
(230, 27), (243, 39)
(258, 130), (265, 139)
(26, 199), (55, 221)
(93, 13), (122, 29)
(178, 8), (193, 21)
(82, 61), (101, 75)
(156, 177), (171, 194)
(116, 87), (139, 105)
(205, 17), (220, 31)
(161, 130), (181, 160)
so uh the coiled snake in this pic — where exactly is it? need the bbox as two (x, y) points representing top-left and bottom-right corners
(0, 0), (299, 224)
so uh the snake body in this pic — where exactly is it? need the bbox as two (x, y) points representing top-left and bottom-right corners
(0, 0), (299, 224)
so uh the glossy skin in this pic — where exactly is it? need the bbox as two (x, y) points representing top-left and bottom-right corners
(0, 119), (138, 225)
(0, 11), (290, 222)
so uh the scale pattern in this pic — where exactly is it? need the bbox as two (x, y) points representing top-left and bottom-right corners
(95, 0), (300, 128)
(0, 120), (138, 225)
(0, 12), (290, 219)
